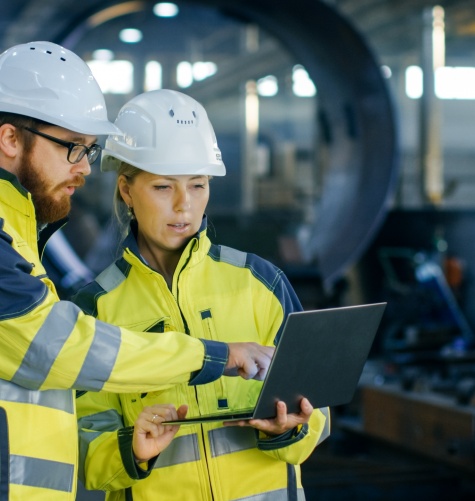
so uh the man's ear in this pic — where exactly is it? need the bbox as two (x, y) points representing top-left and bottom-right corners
(0, 123), (21, 159)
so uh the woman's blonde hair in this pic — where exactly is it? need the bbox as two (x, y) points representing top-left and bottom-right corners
(113, 162), (143, 238)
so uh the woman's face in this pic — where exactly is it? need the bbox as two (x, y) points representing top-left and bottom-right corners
(119, 171), (210, 255)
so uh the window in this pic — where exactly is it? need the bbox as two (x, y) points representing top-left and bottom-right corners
(405, 65), (475, 100)
(292, 65), (316, 97)
(87, 60), (134, 94)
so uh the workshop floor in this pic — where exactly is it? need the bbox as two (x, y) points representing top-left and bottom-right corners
(301, 427), (475, 501)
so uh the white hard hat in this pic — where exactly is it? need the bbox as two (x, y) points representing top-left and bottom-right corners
(101, 89), (225, 176)
(0, 41), (121, 136)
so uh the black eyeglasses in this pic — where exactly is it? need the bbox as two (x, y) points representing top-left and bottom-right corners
(23, 127), (102, 164)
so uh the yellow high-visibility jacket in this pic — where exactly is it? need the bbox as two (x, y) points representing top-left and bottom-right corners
(74, 219), (331, 501)
(0, 168), (228, 501)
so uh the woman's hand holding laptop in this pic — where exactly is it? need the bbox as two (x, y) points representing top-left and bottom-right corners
(223, 397), (314, 435)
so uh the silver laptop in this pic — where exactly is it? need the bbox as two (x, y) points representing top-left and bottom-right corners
(164, 302), (386, 424)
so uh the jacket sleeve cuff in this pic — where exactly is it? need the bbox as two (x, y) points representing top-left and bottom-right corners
(256, 423), (309, 451)
(188, 340), (228, 385)
(118, 427), (158, 479)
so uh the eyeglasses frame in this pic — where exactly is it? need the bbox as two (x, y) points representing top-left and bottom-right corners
(23, 126), (102, 164)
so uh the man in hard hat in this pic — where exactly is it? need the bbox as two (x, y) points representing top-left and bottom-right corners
(0, 41), (273, 500)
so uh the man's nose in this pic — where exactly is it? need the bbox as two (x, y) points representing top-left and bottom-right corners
(73, 155), (92, 176)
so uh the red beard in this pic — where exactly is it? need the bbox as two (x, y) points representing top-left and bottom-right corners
(17, 151), (85, 225)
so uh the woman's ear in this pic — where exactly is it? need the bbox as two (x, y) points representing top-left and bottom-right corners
(118, 174), (133, 207)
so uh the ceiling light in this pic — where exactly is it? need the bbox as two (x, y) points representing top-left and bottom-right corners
(153, 3), (179, 17)
(87, 60), (134, 94)
(119, 28), (143, 43)
(405, 65), (423, 99)
(292, 65), (316, 97)
(257, 75), (278, 97)
(192, 62), (217, 81)
(91, 49), (114, 61)
(177, 61), (193, 88)
(145, 61), (162, 91)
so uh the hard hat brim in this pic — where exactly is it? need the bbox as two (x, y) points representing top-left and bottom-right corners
(101, 151), (226, 176)
(0, 102), (123, 136)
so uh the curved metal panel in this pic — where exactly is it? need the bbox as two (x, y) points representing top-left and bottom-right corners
(199, 0), (399, 284)
(52, 0), (398, 285)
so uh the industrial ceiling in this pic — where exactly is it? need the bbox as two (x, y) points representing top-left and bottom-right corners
(1, 0), (475, 62)
(1, 0), (473, 286)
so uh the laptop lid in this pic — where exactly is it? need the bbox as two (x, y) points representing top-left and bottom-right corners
(164, 302), (386, 424)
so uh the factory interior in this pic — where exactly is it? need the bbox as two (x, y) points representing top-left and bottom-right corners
(2, 0), (475, 499)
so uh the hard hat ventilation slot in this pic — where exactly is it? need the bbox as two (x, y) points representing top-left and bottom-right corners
(29, 45), (66, 61)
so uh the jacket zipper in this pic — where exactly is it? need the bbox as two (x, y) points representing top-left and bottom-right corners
(199, 424), (215, 501)
(0, 407), (9, 501)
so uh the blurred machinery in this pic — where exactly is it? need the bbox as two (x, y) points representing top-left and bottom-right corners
(378, 247), (474, 356)
(346, 221), (475, 474)
(41, 0), (398, 302)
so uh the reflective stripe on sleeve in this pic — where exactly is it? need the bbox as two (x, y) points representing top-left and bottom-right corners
(10, 455), (74, 493)
(11, 301), (121, 392)
(78, 408), (124, 433)
(11, 301), (79, 390)
(77, 408), (125, 485)
(0, 379), (73, 413)
(73, 319), (121, 391)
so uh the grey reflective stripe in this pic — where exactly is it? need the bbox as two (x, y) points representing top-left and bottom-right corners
(77, 409), (124, 485)
(0, 379), (73, 413)
(219, 246), (247, 268)
(317, 407), (331, 445)
(154, 433), (199, 468)
(78, 429), (102, 447)
(235, 488), (305, 501)
(12, 301), (79, 390)
(78, 428), (102, 485)
(209, 426), (256, 457)
(73, 319), (121, 391)
(10, 455), (74, 493)
(10, 301), (121, 393)
(95, 264), (126, 292)
(78, 408), (123, 433)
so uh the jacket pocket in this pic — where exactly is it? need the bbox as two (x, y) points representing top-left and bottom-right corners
(199, 309), (228, 409)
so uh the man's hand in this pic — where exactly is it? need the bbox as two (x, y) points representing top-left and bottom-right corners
(132, 404), (188, 463)
(223, 397), (314, 435)
(224, 342), (275, 380)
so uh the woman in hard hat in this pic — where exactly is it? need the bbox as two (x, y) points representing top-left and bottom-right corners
(73, 89), (330, 501)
